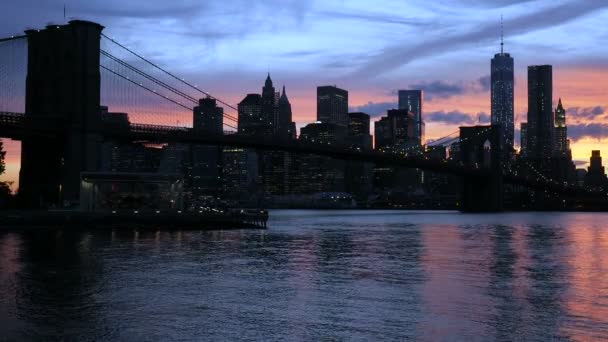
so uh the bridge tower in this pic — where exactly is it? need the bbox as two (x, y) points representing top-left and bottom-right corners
(19, 20), (104, 208)
(459, 125), (504, 212)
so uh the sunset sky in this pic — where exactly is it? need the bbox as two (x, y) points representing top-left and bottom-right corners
(1, 0), (608, 189)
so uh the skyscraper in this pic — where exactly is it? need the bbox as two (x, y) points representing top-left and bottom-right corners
(238, 94), (263, 137)
(193, 97), (223, 134)
(526, 65), (554, 159)
(192, 98), (224, 197)
(398, 90), (423, 146)
(317, 85), (348, 127)
(490, 33), (514, 151)
(347, 112), (372, 150)
(554, 98), (569, 156)
(261, 73), (277, 135)
(346, 112), (373, 199)
(278, 85), (296, 139)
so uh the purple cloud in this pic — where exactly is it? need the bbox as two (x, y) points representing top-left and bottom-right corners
(426, 110), (478, 125)
(566, 106), (606, 120)
(349, 101), (397, 117)
(568, 123), (608, 141)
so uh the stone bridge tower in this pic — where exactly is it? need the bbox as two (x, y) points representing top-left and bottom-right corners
(459, 125), (503, 212)
(19, 20), (104, 208)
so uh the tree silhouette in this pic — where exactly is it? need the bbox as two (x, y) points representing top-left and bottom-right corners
(0, 139), (5, 176)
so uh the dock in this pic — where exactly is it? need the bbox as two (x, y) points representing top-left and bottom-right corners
(0, 209), (269, 231)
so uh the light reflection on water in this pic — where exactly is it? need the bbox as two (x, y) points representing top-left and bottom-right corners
(1, 210), (607, 341)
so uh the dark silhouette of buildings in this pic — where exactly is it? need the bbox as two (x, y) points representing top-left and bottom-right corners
(373, 109), (418, 194)
(584, 150), (608, 189)
(374, 109), (416, 152)
(398, 90), (424, 146)
(346, 112), (373, 200)
(294, 122), (347, 193)
(222, 147), (258, 203)
(317, 85), (348, 127)
(235, 76), (298, 198)
(490, 41), (514, 152)
(5, 19), (604, 211)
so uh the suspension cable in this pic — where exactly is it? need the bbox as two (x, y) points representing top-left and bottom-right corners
(100, 50), (238, 123)
(101, 34), (240, 113)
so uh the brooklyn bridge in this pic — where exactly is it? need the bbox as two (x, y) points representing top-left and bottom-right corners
(0, 20), (604, 212)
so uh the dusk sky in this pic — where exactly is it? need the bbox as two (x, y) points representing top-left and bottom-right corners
(1, 0), (608, 188)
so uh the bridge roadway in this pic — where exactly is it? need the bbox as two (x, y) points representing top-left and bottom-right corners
(0, 111), (604, 200)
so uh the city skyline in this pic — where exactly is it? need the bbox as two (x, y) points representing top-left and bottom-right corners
(1, 0), (608, 187)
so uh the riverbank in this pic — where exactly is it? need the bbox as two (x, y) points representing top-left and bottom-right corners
(0, 209), (269, 230)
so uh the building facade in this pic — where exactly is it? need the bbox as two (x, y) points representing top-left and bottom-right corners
(525, 65), (554, 160)
(554, 98), (569, 156)
(191, 97), (224, 199)
(374, 109), (416, 152)
(277, 85), (296, 139)
(491, 51), (514, 152)
(398, 90), (424, 146)
(238, 94), (264, 137)
(317, 86), (348, 127)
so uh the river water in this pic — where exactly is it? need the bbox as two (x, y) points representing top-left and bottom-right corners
(1, 210), (607, 341)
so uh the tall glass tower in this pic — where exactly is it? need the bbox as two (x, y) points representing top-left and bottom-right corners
(398, 90), (423, 146)
(490, 26), (514, 152)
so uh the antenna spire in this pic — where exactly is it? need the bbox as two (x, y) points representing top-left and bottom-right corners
(500, 15), (504, 54)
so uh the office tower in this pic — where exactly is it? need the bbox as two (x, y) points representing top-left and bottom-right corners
(193, 97), (223, 134)
(584, 150), (608, 189)
(346, 112), (373, 199)
(347, 112), (372, 150)
(317, 85), (348, 127)
(293, 122), (346, 193)
(490, 32), (514, 152)
(278, 85), (296, 139)
(191, 98), (224, 198)
(238, 94), (263, 137)
(261, 73), (277, 134)
(554, 98), (569, 156)
(348, 112), (370, 136)
(526, 65), (554, 159)
(222, 147), (259, 203)
(398, 90), (423, 146)
(374, 109), (416, 152)
(373, 109), (418, 193)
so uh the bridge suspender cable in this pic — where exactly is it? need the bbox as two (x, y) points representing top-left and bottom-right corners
(101, 34), (240, 113)
(100, 50), (239, 123)
(99, 65), (238, 130)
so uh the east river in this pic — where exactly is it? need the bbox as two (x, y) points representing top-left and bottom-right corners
(1, 210), (607, 341)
